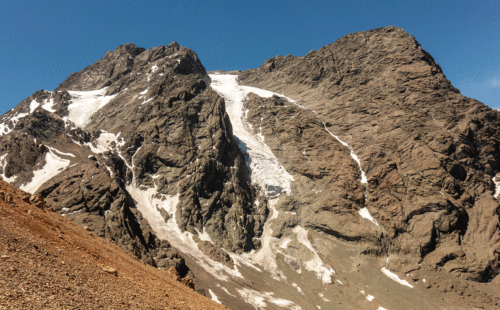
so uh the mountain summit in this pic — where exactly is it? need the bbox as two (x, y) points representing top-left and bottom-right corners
(1, 26), (499, 309)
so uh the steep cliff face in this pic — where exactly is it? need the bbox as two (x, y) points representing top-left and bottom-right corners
(239, 25), (500, 282)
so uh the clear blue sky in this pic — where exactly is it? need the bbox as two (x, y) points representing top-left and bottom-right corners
(1, 0), (499, 114)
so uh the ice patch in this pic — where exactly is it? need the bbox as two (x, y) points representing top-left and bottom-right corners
(20, 149), (70, 194)
(293, 226), (336, 284)
(209, 289), (221, 304)
(358, 207), (379, 227)
(66, 88), (117, 127)
(381, 267), (414, 288)
(209, 74), (294, 197)
(377, 307), (388, 310)
(236, 288), (302, 310)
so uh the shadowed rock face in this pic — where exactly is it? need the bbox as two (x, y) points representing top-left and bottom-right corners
(239, 25), (500, 282)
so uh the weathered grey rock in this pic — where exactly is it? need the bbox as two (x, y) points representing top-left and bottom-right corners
(239, 25), (500, 282)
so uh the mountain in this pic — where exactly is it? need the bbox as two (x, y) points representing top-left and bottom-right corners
(1, 26), (499, 309)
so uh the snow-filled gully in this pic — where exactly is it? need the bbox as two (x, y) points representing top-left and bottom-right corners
(209, 74), (295, 198)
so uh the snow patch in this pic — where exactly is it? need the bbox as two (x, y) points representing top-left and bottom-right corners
(20, 149), (70, 194)
(30, 100), (40, 113)
(318, 292), (329, 302)
(66, 88), (117, 127)
(209, 74), (294, 197)
(381, 267), (414, 288)
(358, 207), (379, 227)
(323, 123), (367, 184)
(86, 132), (125, 154)
(493, 176), (500, 199)
(41, 97), (56, 113)
(209, 289), (221, 304)
(126, 181), (245, 281)
(238, 198), (287, 281)
(236, 287), (302, 310)
(292, 283), (304, 295)
(293, 226), (336, 284)
(0, 112), (28, 136)
(195, 227), (213, 243)
(46, 146), (75, 158)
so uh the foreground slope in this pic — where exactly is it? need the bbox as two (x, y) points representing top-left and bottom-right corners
(0, 179), (227, 309)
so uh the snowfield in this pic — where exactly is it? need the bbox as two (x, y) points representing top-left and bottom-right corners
(20, 149), (71, 194)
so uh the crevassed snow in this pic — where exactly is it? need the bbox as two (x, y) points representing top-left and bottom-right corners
(381, 267), (414, 288)
(209, 289), (222, 304)
(493, 176), (500, 199)
(66, 88), (117, 127)
(209, 74), (294, 197)
(358, 207), (379, 227)
(236, 288), (302, 310)
(0, 154), (16, 183)
(293, 226), (336, 284)
(20, 149), (70, 194)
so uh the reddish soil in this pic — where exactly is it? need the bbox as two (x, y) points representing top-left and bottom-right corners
(0, 180), (228, 310)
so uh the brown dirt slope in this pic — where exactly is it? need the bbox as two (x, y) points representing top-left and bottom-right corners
(0, 179), (228, 310)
